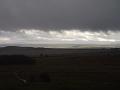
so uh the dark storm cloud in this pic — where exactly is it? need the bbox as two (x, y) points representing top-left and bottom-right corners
(0, 0), (120, 31)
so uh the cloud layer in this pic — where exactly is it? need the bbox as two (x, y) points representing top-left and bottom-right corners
(0, 0), (120, 30)
(0, 0), (120, 45)
(0, 29), (120, 44)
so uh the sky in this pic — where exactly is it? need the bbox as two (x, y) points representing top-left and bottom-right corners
(0, 0), (120, 44)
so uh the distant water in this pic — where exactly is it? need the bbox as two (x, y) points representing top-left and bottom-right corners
(0, 44), (119, 48)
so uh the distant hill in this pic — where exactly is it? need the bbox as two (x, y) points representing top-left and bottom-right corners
(0, 44), (120, 48)
(0, 46), (44, 56)
(0, 46), (120, 56)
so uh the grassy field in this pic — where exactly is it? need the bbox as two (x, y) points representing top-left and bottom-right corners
(0, 49), (120, 89)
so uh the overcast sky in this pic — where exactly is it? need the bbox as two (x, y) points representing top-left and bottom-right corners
(0, 0), (120, 45)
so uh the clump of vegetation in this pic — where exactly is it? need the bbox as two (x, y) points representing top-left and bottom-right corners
(0, 55), (35, 65)
(29, 72), (51, 83)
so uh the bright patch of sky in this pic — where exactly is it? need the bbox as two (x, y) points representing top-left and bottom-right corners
(0, 29), (119, 44)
